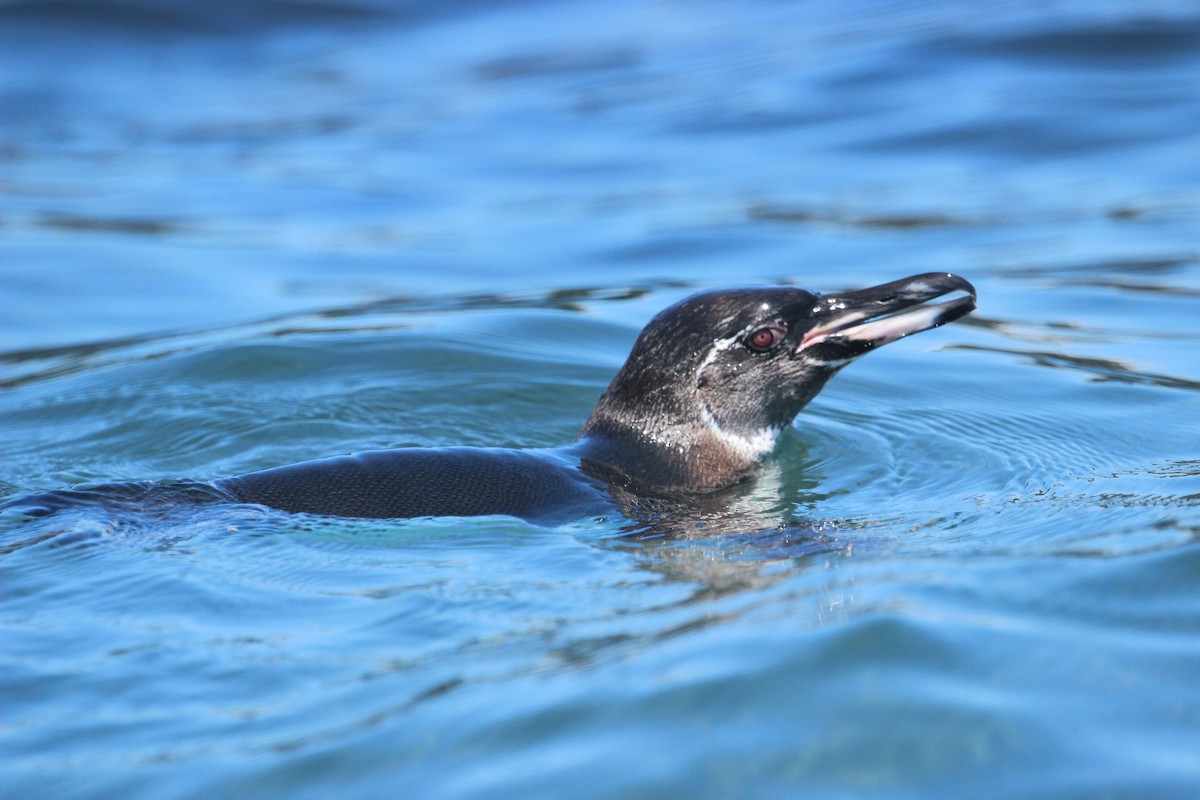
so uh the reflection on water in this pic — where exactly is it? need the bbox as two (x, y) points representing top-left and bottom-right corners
(951, 344), (1200, 391)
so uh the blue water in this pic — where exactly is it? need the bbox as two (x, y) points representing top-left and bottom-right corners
(3, 0), (1199, 797)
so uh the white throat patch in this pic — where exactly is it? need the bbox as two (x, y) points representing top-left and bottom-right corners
(698, 404), (781, 461)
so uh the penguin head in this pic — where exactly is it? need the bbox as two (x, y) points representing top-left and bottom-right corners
(582, 273), (975, 489)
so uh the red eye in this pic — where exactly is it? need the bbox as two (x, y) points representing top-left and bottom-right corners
(746, 326), (783, 353)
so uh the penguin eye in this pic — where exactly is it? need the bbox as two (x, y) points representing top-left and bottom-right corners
(745, 325), (785, 353)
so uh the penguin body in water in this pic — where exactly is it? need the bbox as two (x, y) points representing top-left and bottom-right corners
(4, 273), (975, 525)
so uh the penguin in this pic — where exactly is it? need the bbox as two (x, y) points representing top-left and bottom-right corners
(2, 273), (975, 525)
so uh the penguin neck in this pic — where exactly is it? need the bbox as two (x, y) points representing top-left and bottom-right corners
(576, 402), (778, 493)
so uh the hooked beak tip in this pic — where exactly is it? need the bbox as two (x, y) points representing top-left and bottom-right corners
(799, 272), (976, 354)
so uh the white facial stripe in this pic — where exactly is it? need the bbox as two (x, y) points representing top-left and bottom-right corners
(694, 321), (783, 460)
(694, 323), (757, 380)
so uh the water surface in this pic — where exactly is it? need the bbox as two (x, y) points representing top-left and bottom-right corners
(2, 1), (1199, 798)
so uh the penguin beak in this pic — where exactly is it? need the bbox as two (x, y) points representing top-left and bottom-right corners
(799, 272), (976, 355)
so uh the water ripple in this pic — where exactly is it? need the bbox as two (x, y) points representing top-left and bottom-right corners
(950, 344), (1200, 391)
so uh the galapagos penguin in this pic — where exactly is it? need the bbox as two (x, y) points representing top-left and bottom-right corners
(3, 273), (976, 525)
